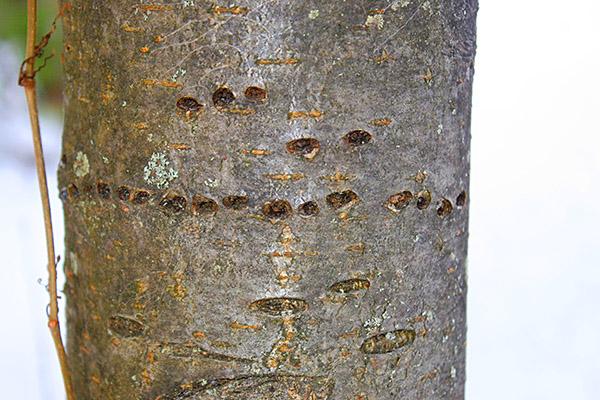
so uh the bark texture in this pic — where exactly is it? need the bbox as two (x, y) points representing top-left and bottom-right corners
(59, 1), (477, 399)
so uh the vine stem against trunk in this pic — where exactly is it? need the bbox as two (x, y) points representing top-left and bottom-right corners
(19, 0), (75, 398)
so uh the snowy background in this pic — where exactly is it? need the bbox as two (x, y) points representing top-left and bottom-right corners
(1, 0), (599, 398)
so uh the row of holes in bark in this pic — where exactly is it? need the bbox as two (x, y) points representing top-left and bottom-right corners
(61, 182), (466, 219)
(386, 189), (467, 217)
(176, 86), (267, 114)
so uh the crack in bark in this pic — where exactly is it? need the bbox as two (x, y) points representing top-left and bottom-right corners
(157, 342), (253, 364)
(161, 374), (334, 400)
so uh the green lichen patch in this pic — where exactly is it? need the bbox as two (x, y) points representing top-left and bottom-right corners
(143, 152), (178, 189)
(73, 151), (90, 178)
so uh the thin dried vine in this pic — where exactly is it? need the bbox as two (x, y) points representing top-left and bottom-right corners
(18, 1), (75, 399)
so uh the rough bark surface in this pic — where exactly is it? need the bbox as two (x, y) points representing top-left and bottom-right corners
(59, 1), (477, 399)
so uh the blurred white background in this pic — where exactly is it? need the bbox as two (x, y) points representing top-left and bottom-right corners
(1, 0), (599, 398)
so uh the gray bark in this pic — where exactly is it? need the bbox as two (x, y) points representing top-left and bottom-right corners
(59, 1), (477, 398)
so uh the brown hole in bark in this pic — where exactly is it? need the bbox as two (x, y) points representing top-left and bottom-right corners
(456, 190), (467, 207)
(67, 183), (79, 199)
(244, 86), (267, 102)
(436, 198), (453, 217)
(212, 87), (235, 108)
(222, 195), (249, 210)
(343, 130), (372, 146)
(117, 185), (131, 201)
(191, 194), (219, 215)
(249, 297), (308, 316)
(132, 190), (151, 205)
(297, 201), (319, 217)
(329, 278), (370, 294)
(286, 138), (320, 160)
(262, 199), (293, 220)
(96, 181), (111, 199)
(385, 191), (413, 212)
(176, 96), (203, 112)
(59, 188), (68, 201)
(360, 329), (416, 354)
(326, 190), (359, 210)
(159, 193), (187, 214)
(108, 315), (145, 338)
(416, 190), (432, 210)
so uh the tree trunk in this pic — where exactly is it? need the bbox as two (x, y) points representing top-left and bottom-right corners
(58, 1), (477, 398)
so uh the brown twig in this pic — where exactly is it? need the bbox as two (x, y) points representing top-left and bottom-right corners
(19, 1), (75, 399)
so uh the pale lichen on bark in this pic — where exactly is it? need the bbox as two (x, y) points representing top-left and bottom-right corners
(59, 0), (477, 398)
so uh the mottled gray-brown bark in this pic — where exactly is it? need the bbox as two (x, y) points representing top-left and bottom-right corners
(58, 1), (477, 399)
